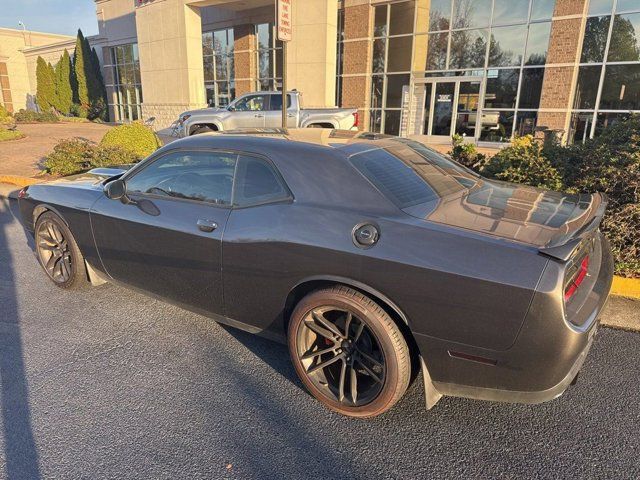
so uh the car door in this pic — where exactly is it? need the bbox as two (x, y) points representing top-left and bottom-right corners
(90, 149), (237, 316)
(264, 94), (296, 128)
(228, 94), (267, 129)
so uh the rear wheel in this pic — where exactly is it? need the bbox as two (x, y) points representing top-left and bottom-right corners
(288, 286), (411, 417)
(34, 211), (87, 289)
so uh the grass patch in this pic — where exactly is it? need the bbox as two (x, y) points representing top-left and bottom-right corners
(0, 129), (26, 142)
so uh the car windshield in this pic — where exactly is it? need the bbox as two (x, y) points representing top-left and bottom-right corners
(348, 139), (481, 210)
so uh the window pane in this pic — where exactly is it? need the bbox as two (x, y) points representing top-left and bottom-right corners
(489, 25), (527, 67)
(384, 110), (402, 135)
(258, 50), (272, 78)
(426, 32), (448, 70)
(600, 64), (640, 109)
(484, 69), (519, 108)
(256, 23), (272, 49)
(588, 0), (613, 16)
(387, 36), (413, 72)
(608, 13), (640, 62)
(429, 0), (452, 31)
(372, 38), (386, 73)
(595, 112), (630, 136)
(374, 5), (388, 37)
(127, 151), (236, 205)
(479, 111), (514, 142)
(574, 65), (601, 109)
(617, 0), (640, 12)
(234, 156), (288, 206)
(492, 0), (529, 25)
(214, 30), (228, 55)
(515, 112), (538, 136)
(453, 0), (492, 29)
(519, 68), (545, 109)
(385, 74), (410, 108)
(370, 110), (382, 132)
(371, 75), (384, 109)
(531, 0), (556, 21)
(525, 22), (551, 65)
(568, 112), (594, 144)
(456, 81), (481, 136)
(275, 48), (283, 78)
(581, 16), (611, 63)
(449, 29), (488, 69)
(433, 82), (455, 135)
(202, 32), (213, 56)
(389, 1), (415, 35)
(268, 93), (291, 110)
(204, 56), (214, 82)
(215, 55), (228, 81)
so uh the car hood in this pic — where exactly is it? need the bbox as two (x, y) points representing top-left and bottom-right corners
(43, 167), (131, 190)
(405, 178), (604, 249)
(180, 107), (225, 118)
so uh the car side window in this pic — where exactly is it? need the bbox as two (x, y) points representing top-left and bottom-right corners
(126, 150), (237, 206)
(268, 94), (291, 111)
(234, 95), (266, 112)
(233, 155), (290, 207)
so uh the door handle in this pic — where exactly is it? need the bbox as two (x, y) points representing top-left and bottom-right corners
(197, 219), (218, 232)
(287, 113), (295, 118)
(254, 113), (264, 118)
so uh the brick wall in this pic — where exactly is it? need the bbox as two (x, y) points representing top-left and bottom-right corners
(537, 0), (589, 141)
(234, 24), (255, 97)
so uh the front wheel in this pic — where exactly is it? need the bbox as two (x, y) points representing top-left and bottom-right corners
(34, 211), (87, 289)
(288, 286), (411, 418)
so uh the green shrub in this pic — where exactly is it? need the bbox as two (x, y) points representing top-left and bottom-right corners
(0, 104), (13, 125)
(449, 134), (486, 169)
(100, 122), (161, 158)
(479, 135), (564, 191)
(0, 128), (25, 142)
(43, 139), (139, 176)
(14, 109), (59, 123)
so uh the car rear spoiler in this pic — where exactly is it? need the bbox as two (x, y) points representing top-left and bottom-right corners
(538, 193), (608, 262)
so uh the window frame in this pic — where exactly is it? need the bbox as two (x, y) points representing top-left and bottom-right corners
(121, 148), (293, 210)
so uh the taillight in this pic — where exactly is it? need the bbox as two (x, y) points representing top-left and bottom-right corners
(18, 187), (28, 199)
(564, 255), (590, 302)
(353, 112), (359, 128)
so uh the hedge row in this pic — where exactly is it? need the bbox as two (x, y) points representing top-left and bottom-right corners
(450, 117), (640, 277)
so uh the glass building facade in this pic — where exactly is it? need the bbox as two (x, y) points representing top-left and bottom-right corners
(202, 28), (235, 108)
(337, 0), (640, 143)
(105, 43), (143, 122)
(570, 0), (640, 142)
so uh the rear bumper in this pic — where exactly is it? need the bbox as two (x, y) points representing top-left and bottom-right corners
(429, 325), (597, 404)
(417, 231), (613, 407)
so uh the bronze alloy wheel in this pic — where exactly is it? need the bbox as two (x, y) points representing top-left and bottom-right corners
(288, 286), (411, 418)
(35, 212), (87, 289)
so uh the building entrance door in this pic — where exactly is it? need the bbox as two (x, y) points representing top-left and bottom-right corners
(415, 78), (482, 142)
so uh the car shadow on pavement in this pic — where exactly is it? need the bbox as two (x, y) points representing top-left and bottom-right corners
(0, 198), (41, 479)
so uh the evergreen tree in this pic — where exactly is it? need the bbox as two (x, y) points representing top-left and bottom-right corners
(90, 46), (109, 121)
(73, 29), (89, 116)
(47, 62), (59, 112)
(35, 56), (55, 113)
(55, 50), (74, 114)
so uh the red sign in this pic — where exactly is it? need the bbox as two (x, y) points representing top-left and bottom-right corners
(277, 0), (292, 42)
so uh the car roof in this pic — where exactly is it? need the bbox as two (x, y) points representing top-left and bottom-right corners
(164, 128), (401, 157)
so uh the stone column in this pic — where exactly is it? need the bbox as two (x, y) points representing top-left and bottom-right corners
(135, 0), (206, 129)
(286, 0), (338, 107)
(340, 0), (373, 129)
(537, 0), (589, 142)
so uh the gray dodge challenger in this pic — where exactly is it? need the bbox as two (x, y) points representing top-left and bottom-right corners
(18, 129), (614, 418)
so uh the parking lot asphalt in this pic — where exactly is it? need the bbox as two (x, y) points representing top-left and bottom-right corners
(1, 197), (640, 479)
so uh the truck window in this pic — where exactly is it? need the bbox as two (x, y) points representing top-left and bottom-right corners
(269, 94), (292, 111)
(234, 95), (266, 111)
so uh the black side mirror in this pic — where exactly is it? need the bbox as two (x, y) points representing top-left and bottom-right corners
(104, 179), (126, 201)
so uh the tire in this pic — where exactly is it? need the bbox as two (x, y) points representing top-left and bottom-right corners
(288, 286), (411, 418)
(34, 211), (88, 289)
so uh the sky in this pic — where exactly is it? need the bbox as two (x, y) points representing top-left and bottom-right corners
(0, 0), (98, 37)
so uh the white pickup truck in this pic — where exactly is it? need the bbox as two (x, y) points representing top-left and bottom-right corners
(177, 91), (359, 136)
